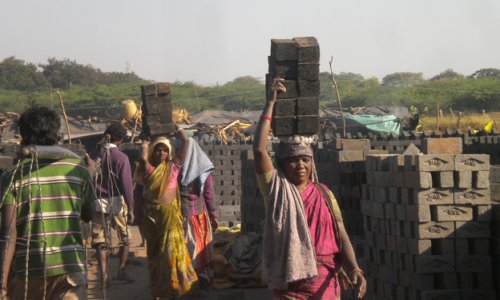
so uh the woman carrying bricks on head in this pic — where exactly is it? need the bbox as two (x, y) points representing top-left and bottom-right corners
(138, 127), (198, 299)
(253, 78), (367, 300)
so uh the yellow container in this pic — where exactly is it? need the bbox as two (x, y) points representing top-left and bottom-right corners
(122, 99), (139, 120)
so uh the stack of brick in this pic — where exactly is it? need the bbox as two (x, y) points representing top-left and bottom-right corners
(141, 82), (174, 137)
(267, 37), (320, 137)
(240, 150), (265, 233)
(330, 139), (371, 238)
(491, 165), (500, 299)
(463, 132), (500, 164)
(361, 137), (494, 300)
(196, 138), (254, 227)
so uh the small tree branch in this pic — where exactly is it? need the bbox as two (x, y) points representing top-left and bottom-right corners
(329, 57), (346, 137)
(56, 89), (71, 144)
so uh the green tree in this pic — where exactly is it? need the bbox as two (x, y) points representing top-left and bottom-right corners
(431, 69), (464, 81)
(382, 72), (424, 87)
(469, 68), (500, 79)
(0, 57), (49, 91)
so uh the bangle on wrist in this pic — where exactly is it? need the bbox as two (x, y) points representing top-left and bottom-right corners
(349, 268), (364, 277)
(260, 115), (272, 122)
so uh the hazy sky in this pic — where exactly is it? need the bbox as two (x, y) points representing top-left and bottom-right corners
(1, 0), (499, 85)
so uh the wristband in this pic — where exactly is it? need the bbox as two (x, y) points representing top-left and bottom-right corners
(349, 268), (364, 277)
(260, 115), (272, 122)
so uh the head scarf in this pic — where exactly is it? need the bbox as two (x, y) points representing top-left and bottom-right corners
(275, 135), (318, 182)
(276, 142), (313, 160)
(148, 136), (173, 162)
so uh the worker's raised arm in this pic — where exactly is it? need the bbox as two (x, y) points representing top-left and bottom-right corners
(175, 126), (190, 164)
(253, 78), (285, 174)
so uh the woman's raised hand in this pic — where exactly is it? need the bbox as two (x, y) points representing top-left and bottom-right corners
(269, 77), (286, 102)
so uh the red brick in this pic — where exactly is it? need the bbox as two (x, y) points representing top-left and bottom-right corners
(421, 290), (460, 300)
(473, 170), (490, 188)
(437, 171), (454, 188)
(456, 255), (491, 272)
(432, 205), (473, 222)
(410, 188), (454, 205)
(407, 239), (432, 255)
(454, 188), (490, 205)
(416, 154), (455, 172)
(455, 154), (490, 171)
(270, 39), (297, 61)
(403, 172), (432, 188)
(341, 139), (370, 151)
(416, 221), (455, 239)
(455, 221), (490, 238)
(455, 171), (472, 188)
(415, 255), (455, 273)
(406, 205), (431, 222)
(422, 137), (462, 154)
(474, 205), (492, 221)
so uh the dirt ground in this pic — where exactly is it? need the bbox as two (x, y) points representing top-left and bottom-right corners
(86, 226), (273, 300)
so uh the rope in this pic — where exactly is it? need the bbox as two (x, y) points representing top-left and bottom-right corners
(23, 155), (34, 300)
(0, 159), (21, 296)
(1, 148), (88, 299)
(33, 153), (48, 300)
(92, 134), (130, 299)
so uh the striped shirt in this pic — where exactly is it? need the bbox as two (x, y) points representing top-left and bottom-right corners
(0, 157), (95, 278)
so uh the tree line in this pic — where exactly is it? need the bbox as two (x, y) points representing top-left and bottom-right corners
(1, 56), (499, 116)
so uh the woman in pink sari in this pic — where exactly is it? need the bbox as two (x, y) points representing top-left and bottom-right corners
(253, 78), (366, 300)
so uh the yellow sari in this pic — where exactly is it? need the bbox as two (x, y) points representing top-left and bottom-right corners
(143, 160), (198, 298)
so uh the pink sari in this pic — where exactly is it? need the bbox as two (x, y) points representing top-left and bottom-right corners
(273, 181), (341, 300)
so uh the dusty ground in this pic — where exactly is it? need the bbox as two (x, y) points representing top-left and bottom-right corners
(86, 226), (273, 300)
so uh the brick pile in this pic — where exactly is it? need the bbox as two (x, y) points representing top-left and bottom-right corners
(491, 165), (500, 299)
(330, 139), (371, 238)
(267, 37), (320, 136)
(361, 138), (494, 299)
(463, 133), (500, 164)
(141, 82), (174, 137)
(196, 138), (254, 227)
(240, 150), (265, 233)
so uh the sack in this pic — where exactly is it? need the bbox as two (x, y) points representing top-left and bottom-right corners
(95, 196), (124, 214)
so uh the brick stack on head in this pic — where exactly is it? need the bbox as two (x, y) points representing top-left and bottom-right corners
(141, 82), (174, 137)
(266, 37), (320, 137)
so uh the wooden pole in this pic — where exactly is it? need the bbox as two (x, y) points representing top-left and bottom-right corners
(329, 57), (346, 138)
(56, 89), (71, 144)
(435, 101), (440, 131)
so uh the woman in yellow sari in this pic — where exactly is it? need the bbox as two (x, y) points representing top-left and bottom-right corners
(139, 128), (198, 299)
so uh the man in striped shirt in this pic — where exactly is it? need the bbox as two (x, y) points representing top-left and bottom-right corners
(0, 106), (94, 300)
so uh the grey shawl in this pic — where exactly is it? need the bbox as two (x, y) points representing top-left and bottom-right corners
(262, 169), (318, 290)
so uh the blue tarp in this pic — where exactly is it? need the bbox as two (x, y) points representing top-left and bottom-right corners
(344, 114), (401, 135)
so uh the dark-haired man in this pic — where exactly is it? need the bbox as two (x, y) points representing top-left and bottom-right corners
(90, 123), (135, 285)
(0, 105), (95, 299)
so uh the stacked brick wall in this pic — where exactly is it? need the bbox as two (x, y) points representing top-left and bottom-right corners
(491, 165), (500, 299)
(463, 134), (500, 165)
(197, 139), (253, 227)
(333, 130), (500, 164)
(240, 150), (265, 233)
(361, 147), (494, 299)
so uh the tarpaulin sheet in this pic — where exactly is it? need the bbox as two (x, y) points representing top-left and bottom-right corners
(344, 114), (401, 135)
